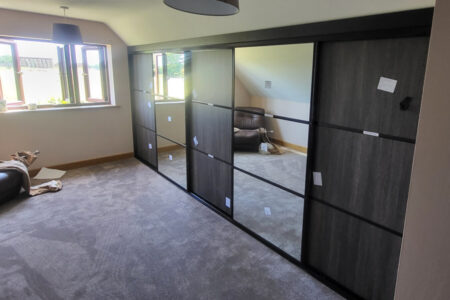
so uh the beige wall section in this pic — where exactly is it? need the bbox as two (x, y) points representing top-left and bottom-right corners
(395, 0), (450, 299)
(0, 8), (133, 169)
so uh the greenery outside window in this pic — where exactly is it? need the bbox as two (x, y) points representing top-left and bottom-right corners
(152, 52), (185, 101)
(0, 37), (110, 110)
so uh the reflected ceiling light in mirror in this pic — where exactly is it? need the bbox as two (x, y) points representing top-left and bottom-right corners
(52, 6), (83, 44)
(163, 0), (239, 16)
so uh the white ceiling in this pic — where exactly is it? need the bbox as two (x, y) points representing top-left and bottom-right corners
(0, 0), (435, 46)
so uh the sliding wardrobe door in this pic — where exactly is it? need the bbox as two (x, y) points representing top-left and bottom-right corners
(306, 36), (429, 300)
(131, 53), (156, 166)
(188, 49), (233, 212)
(233, 43), (314, 260)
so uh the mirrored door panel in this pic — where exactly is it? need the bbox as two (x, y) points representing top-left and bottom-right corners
(234, 169), (304, 259)
(235, 43), (314, 121)
(233, 110), (309, 195)
(191, 49), (233, 107)
(157, 136), (187, 189)
(155, 101), (186, 145)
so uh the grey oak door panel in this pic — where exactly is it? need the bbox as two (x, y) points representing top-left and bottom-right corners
(135, 126), (157, 167)
(133, 91), (155, 130)
(317, 36), (429, 140)
(190, 103), (232, 163)
(132, 54), (153, 92)
(307, 201), (402, 300)
(190, 150), (232, 215)
(311, 127), (414, 233)
(191, 49), (233, 107)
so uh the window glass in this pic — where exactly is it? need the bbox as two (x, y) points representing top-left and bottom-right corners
(16, 40), (65, 105)
(75, 45), (107, 103)
(0, 42), (19, 104)
(166, 53), (184, 99)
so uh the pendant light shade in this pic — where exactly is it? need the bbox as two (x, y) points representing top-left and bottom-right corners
(52, 6), (83, 44)
(164, 0), (239, 16)
(52, 23), (83, 44)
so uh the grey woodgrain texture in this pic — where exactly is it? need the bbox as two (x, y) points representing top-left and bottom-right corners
(190, 103), (232, 163)
(135, 125), (157, 167)
(191, 49), (233, 107)
(311, 127), (414, 233)
(307, 201), (402, 300)
(133, 91), (155, 131)
(132, 54), (153, 92)
(190, 150), (232, 215)
(317, 36), (429, 140)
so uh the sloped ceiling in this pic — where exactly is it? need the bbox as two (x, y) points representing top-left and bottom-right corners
(0, 0), (435, 46)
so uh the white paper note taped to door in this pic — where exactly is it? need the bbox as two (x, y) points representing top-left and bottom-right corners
(148, 143), (153, 150)
(168, 154), (173, 161)
(377, 77), (397, 93)
(313, 172), (323, 186)
(147, 102), (152, 109)
(225, 197), (231, 208)
(264, 207), (272, 216)
(193, 136), (199, 146)
(167, 116), (172, 122)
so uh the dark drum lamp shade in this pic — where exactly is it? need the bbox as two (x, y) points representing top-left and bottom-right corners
(52, 23), (83, 44)
(164, 0), (239, 16)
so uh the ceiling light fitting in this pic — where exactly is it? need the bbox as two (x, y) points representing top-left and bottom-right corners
(163, 0), (239, 16)
(52, 6), (83, 44)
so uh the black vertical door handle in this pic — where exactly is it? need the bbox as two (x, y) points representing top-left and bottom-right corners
(400, 97), (413, 111)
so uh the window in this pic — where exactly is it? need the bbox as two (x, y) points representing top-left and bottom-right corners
(0, 38), (110, 110)
(152, 52), (184, 100)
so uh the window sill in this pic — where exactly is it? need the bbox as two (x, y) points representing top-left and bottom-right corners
(1, 104), (119, 114)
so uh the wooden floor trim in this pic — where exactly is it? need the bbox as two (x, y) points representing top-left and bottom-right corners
(271, 138), (308, 154)
(29, 152), (134, 177)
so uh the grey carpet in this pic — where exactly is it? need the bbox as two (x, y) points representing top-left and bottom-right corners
(0, 158), (341, 300)
(234, 149), (307, 195)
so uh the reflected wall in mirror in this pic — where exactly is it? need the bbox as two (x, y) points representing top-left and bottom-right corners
(235, 43), (313, 120)
(191, 49), (233, 107)
(155, 101), (186, 145)
(234, 169), (304, 259)
(233, 43), (313, 195)
(157, 136), (187, 189)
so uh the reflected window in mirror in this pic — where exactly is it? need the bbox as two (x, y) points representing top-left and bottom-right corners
(152, 52), (185, 101)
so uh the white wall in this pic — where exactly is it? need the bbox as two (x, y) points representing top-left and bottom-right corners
(0, 9), (133, 169)
(395, 0), (450, 299)
(235, 43), (313, 147)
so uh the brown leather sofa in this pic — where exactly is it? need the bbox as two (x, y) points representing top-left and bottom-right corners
(234, 107), (265, 151)
(0, 170), (22, 204)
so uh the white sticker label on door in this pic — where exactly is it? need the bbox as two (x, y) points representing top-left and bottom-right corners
(148, 143), (152, 150)
(264, 207), (272, 216)
(208, 154), (214, 159)
(167, 116), (172, 122)
(313, 172), (323, 186)
(147, 102), (152, 109)
(225, 197), (231, 208)
(168, 154), (173, 161)
(193, 136), (199, 146)
(377, 77), (397, 93)
(192, 89), (197, 99)
(363, 130), (379, 137)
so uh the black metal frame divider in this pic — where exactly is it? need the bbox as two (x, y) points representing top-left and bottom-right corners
(128, 8), (434, 300)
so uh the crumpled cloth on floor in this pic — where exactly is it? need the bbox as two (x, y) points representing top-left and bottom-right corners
(0, 150), (63, 196)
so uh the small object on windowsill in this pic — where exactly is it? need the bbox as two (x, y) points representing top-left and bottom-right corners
(28, 103), (37, 111)
(0, 100), (6, 112)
